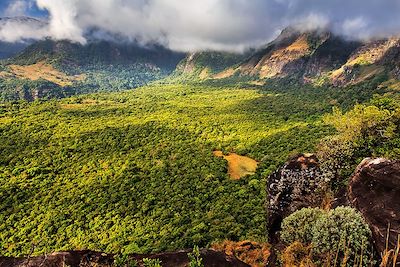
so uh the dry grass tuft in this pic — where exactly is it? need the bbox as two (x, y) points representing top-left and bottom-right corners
(212, 240), (270, 267)
(281, 241), (315, 267)
(380, 226), (400, 267)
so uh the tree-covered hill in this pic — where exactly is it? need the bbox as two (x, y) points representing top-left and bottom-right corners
(0, 39), (185, 101)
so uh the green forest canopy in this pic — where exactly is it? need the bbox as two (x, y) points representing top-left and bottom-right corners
(0, 83), (398, 256)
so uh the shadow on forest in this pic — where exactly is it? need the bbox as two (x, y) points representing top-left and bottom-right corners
(0, 120), (267, 255)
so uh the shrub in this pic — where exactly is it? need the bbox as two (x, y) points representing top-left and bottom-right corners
(281, 208), (324, 245)
(280, 207), (374, 266)
(317, 104), (400, 186)
(311, 206), (373, 266)
(142, 258), (162, 267)
(211, 240), (271, 267)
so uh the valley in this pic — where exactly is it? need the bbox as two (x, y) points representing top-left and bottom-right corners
(1, 79), (398, 262)
(0, 84), (335, 256)
(0, 9), (400, 266)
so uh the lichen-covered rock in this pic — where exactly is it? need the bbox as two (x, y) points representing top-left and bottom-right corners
(266, 154), (329, 241)
(348, 158), (400, 259)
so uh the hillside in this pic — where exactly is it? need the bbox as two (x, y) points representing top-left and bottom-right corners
(0, 41), (30, 60)
(231, 29), (361, 81)
(3, 26), (400, 102)
(171, 51), (251, 81)
(0, 39), (185, 101)
(169, 28), (400, 91)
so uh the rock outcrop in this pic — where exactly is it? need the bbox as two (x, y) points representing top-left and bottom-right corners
(348, 158), (400, 259)
(0, 249), (250, 267)
(266, 154), (329, 241)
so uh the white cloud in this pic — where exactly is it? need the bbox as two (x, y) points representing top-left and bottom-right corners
(0, 20), (47, 42)
(33, 0), (284, 51)
(293, 13), (330, 33)
(36, 0), (85, 44)
(341, 17), (369, 39)
(2, 0), (400, 51)
(4, 0), (30, 16)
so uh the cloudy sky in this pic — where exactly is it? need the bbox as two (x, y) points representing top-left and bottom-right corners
(1, 0), (400, 52)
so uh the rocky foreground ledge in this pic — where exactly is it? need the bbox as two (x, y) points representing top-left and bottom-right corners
(266, 154), (400, 265)
(348, 158), (400, 257)
(0, 249), (250, 267)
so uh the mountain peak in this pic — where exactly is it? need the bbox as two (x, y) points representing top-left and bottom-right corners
(0, 16), (45, 24)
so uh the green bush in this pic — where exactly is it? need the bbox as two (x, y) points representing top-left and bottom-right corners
(281, 207), (324, 244)
(317, 104), (400, 186)
(281, 207), (373, 266)
(311, 206), (373, 266)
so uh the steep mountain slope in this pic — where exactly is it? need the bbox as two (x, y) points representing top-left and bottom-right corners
(168, 28), (400, 90)
(171, 51), (250, 81)
(214, 28), (361, 83)
(331, 38), (400, 86)
(3, 24), (400, 101)
(0, 39), (185, 101)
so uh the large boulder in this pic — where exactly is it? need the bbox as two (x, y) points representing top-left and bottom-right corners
(348, 158), (400, 258)
(266, 154), (329, 241)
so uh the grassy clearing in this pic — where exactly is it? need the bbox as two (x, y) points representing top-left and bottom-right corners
(213, 151), (258, 180)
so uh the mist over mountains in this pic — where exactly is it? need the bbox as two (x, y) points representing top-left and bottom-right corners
(2, 0), (400, 52)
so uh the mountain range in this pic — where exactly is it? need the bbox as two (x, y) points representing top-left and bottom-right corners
(1, 16), (400, 101)
(177, 28), (400, 89)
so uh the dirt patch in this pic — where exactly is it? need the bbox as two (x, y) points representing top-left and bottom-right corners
(8, 61), (85, 86)
(0, 71), (12, 78)
(213, 151), (258, 180)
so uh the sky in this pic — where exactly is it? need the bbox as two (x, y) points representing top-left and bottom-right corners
(1, 0), (400, 52)
(0, 0), (47, 17)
